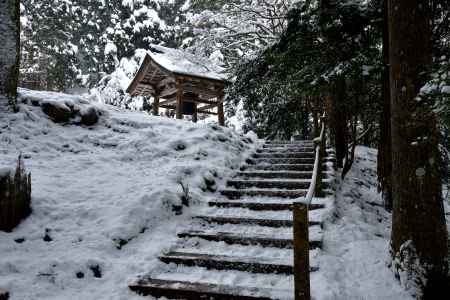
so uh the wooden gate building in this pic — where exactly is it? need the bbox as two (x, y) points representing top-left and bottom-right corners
(127, 45), (228, 125)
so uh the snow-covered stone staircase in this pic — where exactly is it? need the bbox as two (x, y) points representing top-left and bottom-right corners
(130, 140), (328, 299)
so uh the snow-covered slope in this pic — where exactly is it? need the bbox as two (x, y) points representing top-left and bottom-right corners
(0, 89), (257, 300)
(314, 147), (413, 300)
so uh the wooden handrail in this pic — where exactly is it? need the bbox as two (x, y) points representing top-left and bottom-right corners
(298, 113), (326, 205)
(293, 113), (326, 300)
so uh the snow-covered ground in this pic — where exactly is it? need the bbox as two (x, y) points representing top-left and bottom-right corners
(0, 89), (258, 299)
(1, 90), (448, 299)
(314, 147), (415, 300)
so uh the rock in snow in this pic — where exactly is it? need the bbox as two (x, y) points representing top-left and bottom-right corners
(19, 89), (101, 125)
(41, 101), (72, 123)
(80, 106), (99, 126)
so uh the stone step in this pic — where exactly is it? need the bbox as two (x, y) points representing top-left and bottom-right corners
(159, 251), (306, 274)
(247, 158), (316, 165)
(208, 201), (325, 211)
(266, 140), (313, 144)
(227, 179), (311, 190)
(262, 145), (315, 151)
(178, 230), (322, 249)
(129, 278), (280, 300)
(220, 189), (307, 199)
(253, 152), (315, 159)
(194, 215), (321, 227)
(237, 171), (313, 179)
(257, 148), (314, 154)
(242, 164), (314, 172)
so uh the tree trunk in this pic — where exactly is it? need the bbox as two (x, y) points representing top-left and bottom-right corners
(0, 0), (20, 108)
(378, 0), (393, 211)
(330, 77), (347, 169)
(389, 0), (449, 297)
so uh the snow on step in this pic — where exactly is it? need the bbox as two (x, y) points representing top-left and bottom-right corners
(220, 188), (308, 199)
(177, 228), (323, 249)
(247, 157), (316, 165)
(237, 171), (313, 179)
(257, 147), (314, 154)
(171, 239), (321, 269)
(242, 163), (314, 171)
(262, 145), (315, 151)
(197, 205), (326, 224)
(253, 152), (315, 159)
(142, 266), (295, 299)
(227, 179), (311, 189)
(129, 277), (283, 300)
(209, 200), (325, 211)
(159, 251), (301, 274)
(194, 215), (320, 227)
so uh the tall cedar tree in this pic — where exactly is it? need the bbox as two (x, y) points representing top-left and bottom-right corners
(377, 0), (392, 210)
(0, 0), (20, 107)
(389, 0), (449, 297)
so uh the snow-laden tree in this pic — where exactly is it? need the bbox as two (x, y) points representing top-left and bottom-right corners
(184, 0), (297, 68)
(0, 0), (20, 108)
(20, 0), (189, 89)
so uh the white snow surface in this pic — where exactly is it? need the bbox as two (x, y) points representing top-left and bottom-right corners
(313, 147), (413, 300)
(0, 89), (257, 299)
(0, 91), (443, 300)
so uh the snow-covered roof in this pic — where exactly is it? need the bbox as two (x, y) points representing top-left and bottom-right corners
(147, 44), (227, 81)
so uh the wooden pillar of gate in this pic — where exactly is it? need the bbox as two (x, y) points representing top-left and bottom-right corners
(218, 92), (225, 126)
(192, 103), (198, 123)
(153, 95), (160, 116)
(176, 79), (184, 120)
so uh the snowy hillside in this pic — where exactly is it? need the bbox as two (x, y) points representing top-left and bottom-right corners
(0, 89), (257, 299)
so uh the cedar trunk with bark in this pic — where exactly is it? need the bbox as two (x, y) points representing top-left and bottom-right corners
(389, 0), (449, 297)
(0, 0), (20, 107)
(331, 77), (348, 169)
(377, 0), (393, 211)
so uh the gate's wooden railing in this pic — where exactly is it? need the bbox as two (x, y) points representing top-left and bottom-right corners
(293, 113), (326, 300)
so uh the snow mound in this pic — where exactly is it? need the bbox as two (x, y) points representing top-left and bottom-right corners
(0, 89), (257, 299)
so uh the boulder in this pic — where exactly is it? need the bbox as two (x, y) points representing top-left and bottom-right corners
(41, 101), (71, 123)
(80, 106), (99, 126)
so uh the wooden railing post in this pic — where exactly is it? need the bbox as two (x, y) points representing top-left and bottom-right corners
(293, 202), (310, 300)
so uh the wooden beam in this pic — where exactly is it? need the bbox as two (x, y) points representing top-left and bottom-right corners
(198, 110), (218, 115)
(127, 54), (152, 95)
(160, 104), (176, 110)
(160, 87), (178, 99)
(182, 86), (221, 99)
(198, 103), (218, 111)
(163, 95), (219, 106)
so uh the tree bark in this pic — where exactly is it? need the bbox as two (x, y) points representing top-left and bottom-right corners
(330, 77), (348, 169)
(389, 0), (449, 297)
(0, 0), (20, 108)
(377, 0), (393, 211)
